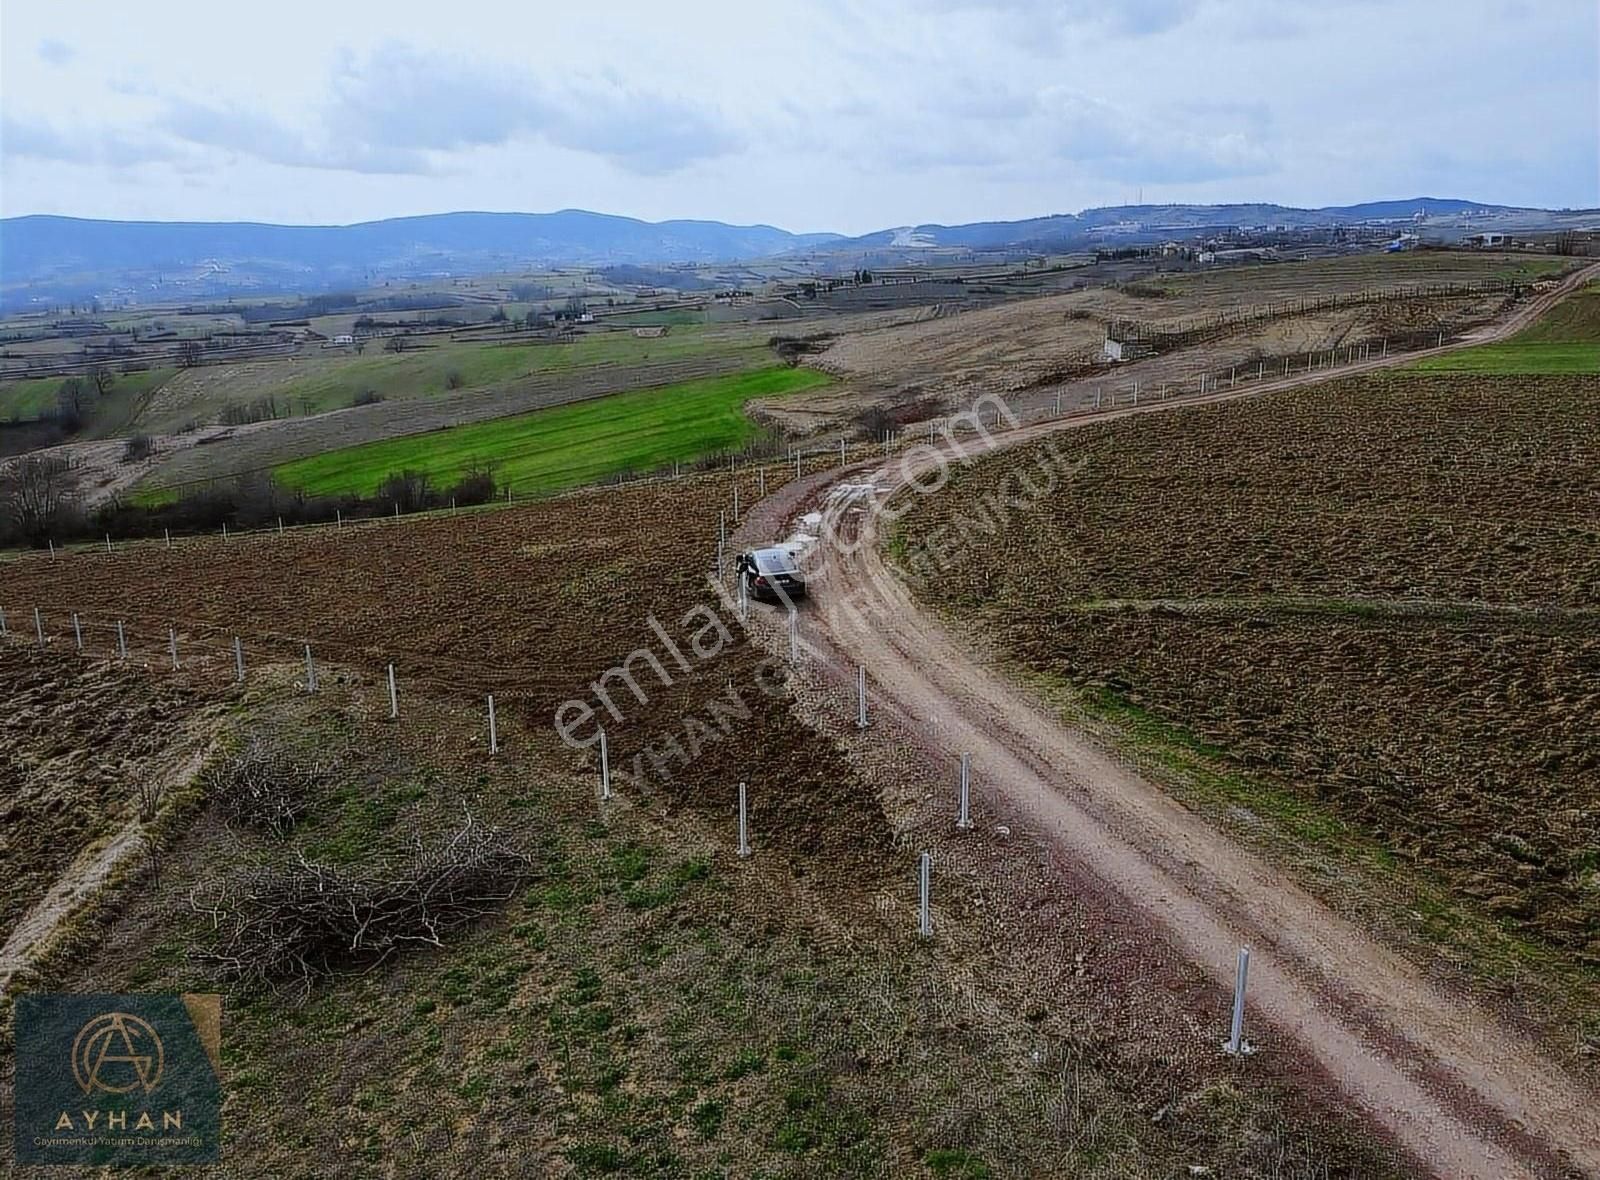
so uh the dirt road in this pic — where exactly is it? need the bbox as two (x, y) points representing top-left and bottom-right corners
(737, 263), (1600, 1180)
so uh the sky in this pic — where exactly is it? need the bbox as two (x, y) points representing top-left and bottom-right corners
(1, 0), (1595, 234)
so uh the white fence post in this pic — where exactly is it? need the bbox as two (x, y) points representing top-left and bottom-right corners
(304, 644), (317, 693)
(1054, 390), (1062, 416)
(222, 522), (228, 542)
(957, 753), (973, 830)
(487, 695), (499, 755)
(857, 664), (868, 729)
(34, 608), (45, 647)
(387, 663), (398, 718)
(794, 449), (801, 479)
(1224, 947), (1252, 1055)
(169, 627), (179, 669)
(105, 534), (112, 553)
(234, 636), (245, 683)
(918, 851), (932, 937)
(788, 609), (798, 662)
(839, 438), (846, 467)
(48, 539), (55, 560)
(732, 484), (740, 521)
(72, 613), (83, 652)
(0, 606), (7, 634)
(737, 781), (750, 857)
(600, 728), (612, 800)
(116, 620), (127, 660)
(758, 467), (766, 497)
(164, 528), (171, 549)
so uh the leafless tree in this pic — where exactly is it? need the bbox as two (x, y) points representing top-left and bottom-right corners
(55, 377), (91, 431)
(89, 364), (116, 396)
(0, 453), (78, 544)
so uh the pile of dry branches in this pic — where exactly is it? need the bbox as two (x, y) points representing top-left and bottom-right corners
(208, 738), (332, 837)
(190, 809), (529, 995)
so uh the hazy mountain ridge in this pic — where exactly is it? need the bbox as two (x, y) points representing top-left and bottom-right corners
(1, 199), (1589, 306)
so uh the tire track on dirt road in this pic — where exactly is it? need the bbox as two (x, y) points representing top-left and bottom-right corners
(734, 264), (1600, 1180)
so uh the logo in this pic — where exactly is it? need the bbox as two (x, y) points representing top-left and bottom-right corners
(12, 993), (222, 1165)
(70, 1012), (165, 1095)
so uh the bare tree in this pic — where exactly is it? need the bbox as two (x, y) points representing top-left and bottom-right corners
(89, 364), (116, 396)
(55, 377), (91, 432)
(0, 453), (78, 544)
(178, 340), (203, 367)
(385, 335), (407, 354)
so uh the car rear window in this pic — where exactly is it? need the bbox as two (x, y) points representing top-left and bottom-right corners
(754, 550), (797, 575)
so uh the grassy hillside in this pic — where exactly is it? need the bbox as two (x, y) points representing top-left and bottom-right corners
(274, 366), (831, 497)
(1411, 281), (1600, 374)
(0, 367), (176, 428)
(138, 326), (770, 434)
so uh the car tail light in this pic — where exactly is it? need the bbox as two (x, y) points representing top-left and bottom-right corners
(755, 576), (768, 587)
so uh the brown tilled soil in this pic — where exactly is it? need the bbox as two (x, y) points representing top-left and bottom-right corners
(0, 465), (1412, 1177)
(894, 373), (1600, 958)
(0, 651), (215, 939)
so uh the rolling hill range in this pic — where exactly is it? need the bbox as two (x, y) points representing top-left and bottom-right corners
(0, 210), (844, 304)
(2, 199), (1593, 307)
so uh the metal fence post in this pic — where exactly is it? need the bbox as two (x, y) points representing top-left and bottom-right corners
(1224, 947), (1252, 1055)
(304, 644), (317, 693)
(72, 613), (83, 652)
(169, 627), (179, 669)
(600, 728), (612, 800)
(387, 663), (398, 718)
(488, 695), (498, 755)
(34, 608), (45, 647)
(234, 637), (245, 682)
(857, 665), (868, 729)
(957, 753), (973, 829)
(918, 851), (932, 937)
(737, 781), (750, 857)
(116, 620), (127, 660)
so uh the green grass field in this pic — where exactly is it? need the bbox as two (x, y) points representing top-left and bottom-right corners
(295, 325), (761, 410)
(274, 365), (831, 497)
(136, 325), (771, 432)
(1409, 341), (1600, 374)
(0, 367), (176, 426)
(1412, 281), (1600, 375)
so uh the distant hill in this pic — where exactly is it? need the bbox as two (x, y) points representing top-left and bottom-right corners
(834, 198), (1589, 253)
(3, 199), (1591, 308)
(0, 210), (844, 306)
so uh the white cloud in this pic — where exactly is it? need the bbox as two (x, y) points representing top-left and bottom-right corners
(36, 38), (75, 65)
(0, 0), (1592, 230)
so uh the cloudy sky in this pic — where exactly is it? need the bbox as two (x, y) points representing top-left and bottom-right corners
(1, 1), (1594, 234)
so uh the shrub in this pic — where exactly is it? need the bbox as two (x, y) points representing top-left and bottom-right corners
(122, 434), (154, 463)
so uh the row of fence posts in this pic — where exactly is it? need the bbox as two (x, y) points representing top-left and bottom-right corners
(2, 600), (1260, 1057)
(1074, 332), (1430, 416)
(19, 329), (1447, 567)
(6, 406), (1265, 1055)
